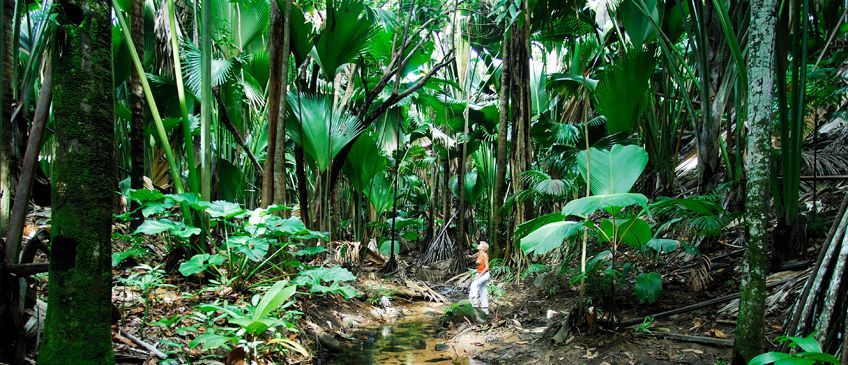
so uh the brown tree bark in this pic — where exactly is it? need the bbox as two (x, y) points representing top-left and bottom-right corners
(261, 0), (285, 207)
(491, 33), (510, 259)
(129, 0), (145, 224)
(508, 9), (533, 234)
(273, 0), (292, 210)
(0, 0), (15, 239)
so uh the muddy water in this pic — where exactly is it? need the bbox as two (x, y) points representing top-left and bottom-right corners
(327, 301), (486, 365)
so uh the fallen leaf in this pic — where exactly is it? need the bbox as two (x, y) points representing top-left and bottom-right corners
(682, 348), (704, 355)
(709, 328), (728, 338)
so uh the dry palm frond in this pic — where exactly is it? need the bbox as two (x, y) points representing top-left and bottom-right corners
(687, 255), (712, 292)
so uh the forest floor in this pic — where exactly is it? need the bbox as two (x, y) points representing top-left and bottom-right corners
(20, 196), (836, 365)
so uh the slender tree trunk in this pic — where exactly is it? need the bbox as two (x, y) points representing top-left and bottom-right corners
(0, 0), (14, 238)
(442, 153), (451, 223)
(491, 32), (510, 259)
(262, 0), (285, 206)
(733, 1), (777, 362)
(129, 0), (145, 223)
(199, 0), (212, 201)
(4, 53), (51, 269)
(273, 0), (292, 209)
(39, 1), (115, 363)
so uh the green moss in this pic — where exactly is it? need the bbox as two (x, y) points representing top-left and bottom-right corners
(38, 2), (115, 364)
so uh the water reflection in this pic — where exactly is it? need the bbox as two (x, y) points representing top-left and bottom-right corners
(327, 320), (485, 365)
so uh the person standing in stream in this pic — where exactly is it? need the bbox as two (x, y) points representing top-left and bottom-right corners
(468, 241), (491, 316)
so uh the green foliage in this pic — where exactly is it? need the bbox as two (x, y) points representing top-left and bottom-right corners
(521, 144), (676, 304)
(634, 272), (662, 304)
(576, 144), (649, 196)
(520, 221), (583, 256)
(314, 0), (376, 78)
(286, 93), (363, 172)
(594, 49), (655, 134)
(748, 334), (839, 365)
(192, 281), (305, 359)
(292, 266), (360, 299)
(634, 316), (655, 333)
(179, 254), (225, 277)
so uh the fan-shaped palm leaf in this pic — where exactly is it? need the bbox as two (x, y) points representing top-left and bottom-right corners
(594, 49), (655, 134)
(314, 0), (377, 78)
(285, 92), (363, 172)
(343, 133), (388, 193)
(181, 40), (241, 98)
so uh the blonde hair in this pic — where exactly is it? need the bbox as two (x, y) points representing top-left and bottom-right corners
(477, 241), (489, 251)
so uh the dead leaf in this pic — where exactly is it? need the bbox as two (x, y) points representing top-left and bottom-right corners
(708, 328), (728, 338)
(682, 348), (705, 355)
(225, 347), (246, 365)
(582, 347), (599, 359)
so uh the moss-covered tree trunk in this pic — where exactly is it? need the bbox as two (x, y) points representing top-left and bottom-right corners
(38, 0), (115, 363)
(733, 0), (777, 362)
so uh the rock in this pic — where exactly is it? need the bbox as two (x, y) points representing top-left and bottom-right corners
(318, 332), (341, 352)
(533, 272), (559, 289)
(435, 343), (449, 351)
(414, 339), (427, 349)
(441, 300), (477, 323)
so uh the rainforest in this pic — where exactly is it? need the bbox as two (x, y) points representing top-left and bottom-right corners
(0, 0), (847, 364)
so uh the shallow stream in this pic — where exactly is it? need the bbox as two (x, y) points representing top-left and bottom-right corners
(326, 300), (486, 365)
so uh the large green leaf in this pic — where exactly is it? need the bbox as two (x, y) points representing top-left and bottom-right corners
(238, 0), (269, 49)
(514, 212), (565, 240)
(286, 93), (363, 172)
(253, 280), (297, 320)
(562, 193), (650, 218)
(520, 221), (584, 256)
(226, 236), (271, 262)
(287, 3), (315, 67)
(594, 50), (654, 134)
(179, 254), (225, 276)
(598, 217), (652, 248)
(646, 239), (681, 254)
(293, 266), (357, 287)
(181, 40), (239, 99)
(313, 0), (376, 78)
(576, 144), (648, 195)
(619, 0), (659, 48)
(634, 272), (662, 303)
(364, 174), (394, 215)
(343, 133), (387, 192)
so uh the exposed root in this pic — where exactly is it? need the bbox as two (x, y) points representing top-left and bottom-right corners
(421, 216), (455, 265)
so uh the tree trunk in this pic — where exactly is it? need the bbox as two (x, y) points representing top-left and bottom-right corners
(508, 8), (532, 229)
(129, 0), (145, 224)
(0, 0), (14, 238)
(273, 0), (292, 209)
(781, 194), (848, 356)
(442, 153), (451, 226)
(491, 32), (510, 259)
(199, 0), (212, 201)
(733, 1), (777, 362)
(261, 0), (285, 207)
(688, 0), (724, 194)
(39, 1), (115, 363)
